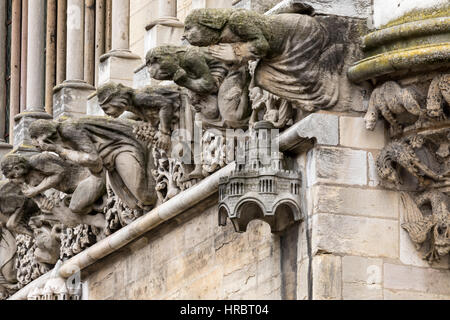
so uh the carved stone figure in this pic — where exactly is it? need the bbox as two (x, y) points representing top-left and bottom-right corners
(146, 45), (251, 129)
(1, 153), (106, 217)
(364, 81), (424, 135)
(0, 181), (40, 237)
(426, 73), (450, 119)
(401, 191), (450, 263)
(183, 8), (340, 112)
(28, 117), (157, 211)
(0, 228), (18, 299)
(97, 82), (182, 151)
(376, 138), (448, 187)
(28, 217), (62, 265)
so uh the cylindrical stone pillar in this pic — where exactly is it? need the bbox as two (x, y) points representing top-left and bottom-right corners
(9, 0), (21, 142)
(84, 0), (95, 85)
(66, 0), (85, 81)
(111, 0), (129, 50)
(45, 0), (57, 115)
(105, 0), (112, 52)
(95, 0), (106, 86)
(0, 1), (7, 141)
(19, 0), (27, 112)
(26, 0), (46, 112)
(159, 0), (177, 19)
(56, 0), (67, 85)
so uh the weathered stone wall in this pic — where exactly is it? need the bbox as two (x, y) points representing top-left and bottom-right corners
(82, 196), (291, 300)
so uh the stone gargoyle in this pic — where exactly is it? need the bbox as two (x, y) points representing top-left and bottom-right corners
(182, 8), (341, 112)
(28, 117), (157, 212)
(0, 227), (19, 299)
(401, 191), (450, 263)
(146, 45), (251, 129)
(1, 153), (107, 229)
(97, 82), (183, 151)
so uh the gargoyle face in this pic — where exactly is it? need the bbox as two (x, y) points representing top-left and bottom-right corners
(364, 111), (378, 131)
(182, 23), (219, 47)
(100, 97), (126, 118)
(147, 55), (178, 81)
(427, 106), (443, 118)
(1, 158), (29, 181)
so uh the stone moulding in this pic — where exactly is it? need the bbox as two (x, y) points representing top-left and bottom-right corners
(348, 43), (450, 82)
(8, 113), (335, 300)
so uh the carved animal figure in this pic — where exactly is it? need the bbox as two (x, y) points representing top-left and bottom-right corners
(401, 191), (450, 263)
(376, 139), (444, 187)
(364, 81), (424, 135)
(183, 8), (341, 112)
(426, 73), (450, 119)
(146, 45), (251, 129)
(28, 117), (157, 211)
(97, 82), (182, 151)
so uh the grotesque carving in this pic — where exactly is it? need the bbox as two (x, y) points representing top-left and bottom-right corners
(0, 181), (40, 237)
(427, 73), (450, 119)
(97, 82), (182, 151)
(0, 228), (18, 299)
(364, 81), (424, 135)
(28, 217), (62, 266)
(28, 117), (157, 211)
(183, 8), (340, 112)
(60, 224), (97, 260)
(146, 45), (251, 129)
(401, 191), (450, 263)
(1, 153), (106, 217)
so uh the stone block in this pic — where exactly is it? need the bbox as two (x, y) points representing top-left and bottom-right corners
(339, 116), (386, 149)
(86, 94), (106, 117)
(53, 81), (95, 119)
(307, 146), (367, 187)
(298, 0), (371, 19)
(133, 64), (151, 89)
(312, 213), (399, 258)
(342, 255), (383, 299)
(313, 185), (399, 219)
(384, 263), (450, 296)
(297, 258), (310, 300)
(312, 254), (342, 300)
(98, 55), (143, 87)
(144, 24), (184, 56)
(296, 113), (339, 146)
(368, 151), (381, 187)
(192, 0), (233, 9)
(384, 289), (450, 300)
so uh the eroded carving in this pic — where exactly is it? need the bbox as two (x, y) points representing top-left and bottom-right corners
(183, 8), (340, 112)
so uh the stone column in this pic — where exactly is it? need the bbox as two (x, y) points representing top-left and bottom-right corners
(45, 0), (57, 115)
(0, 0), (12, 157)
(97, 0), (141, 89)
(56, 0), (67, 85)
(14, 0), (52, 148)
(9, 0), (21, 144)
(19, 0), (27, 113)
(53, 0), (95, 119)
(95, 0), (106, 86)
(84, 0), (95, 85)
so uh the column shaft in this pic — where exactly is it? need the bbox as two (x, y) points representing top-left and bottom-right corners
(9, 0), (21, 141)
(66, 0), (85, 81)
(111, 0), (129, 50)
(159, 0), (177, 18)
(95, 0), (106, 86)
(26, 0), (46, 111)
(105, 0), (112, 52)
(45, 0), (57, 115)
(56, 0), (67, 85)
(84, 0), (95, 85)
(19, 0), (27, 112)
(0, 1), (7, 141)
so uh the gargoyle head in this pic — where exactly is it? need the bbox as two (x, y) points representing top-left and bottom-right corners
(183, 9), (231, 46)
(364, 109), (379, 131)
(146, 46), (186, 81)
(433, 217), (450, 257)
(1, 154), (31, 182)
(97, 82), (132, 118)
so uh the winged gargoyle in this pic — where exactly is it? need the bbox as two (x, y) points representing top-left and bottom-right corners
(401, 191), (450, 263)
